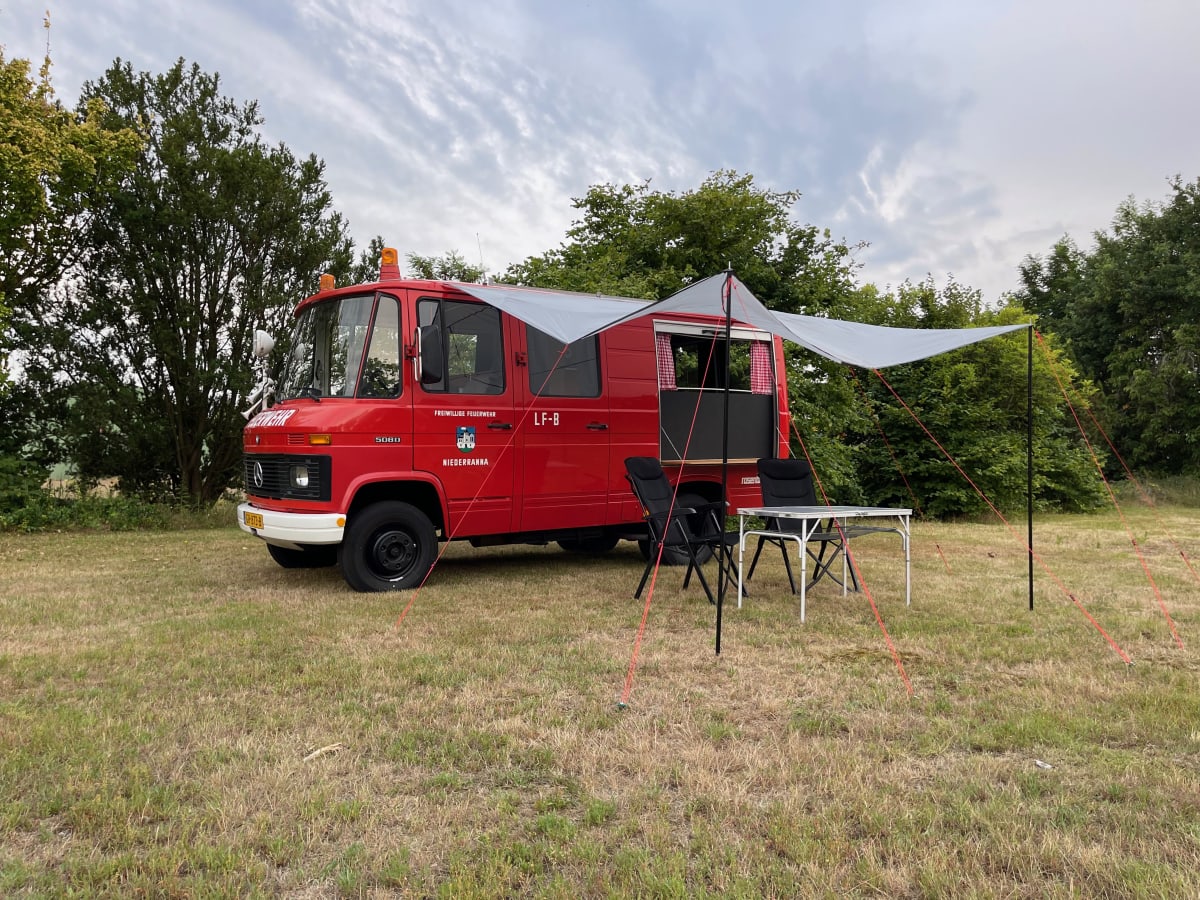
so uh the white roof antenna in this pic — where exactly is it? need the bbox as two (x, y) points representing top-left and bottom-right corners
(476, 233), (489, 284)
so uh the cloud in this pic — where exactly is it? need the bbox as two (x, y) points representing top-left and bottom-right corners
(4, 0), (1197, 301)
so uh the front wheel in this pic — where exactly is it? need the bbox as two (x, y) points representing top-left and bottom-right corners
(340, 501), (437, 592)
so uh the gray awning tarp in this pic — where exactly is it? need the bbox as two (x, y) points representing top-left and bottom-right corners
(601, 272), (787, 335)
(771, 313), (1026, 368)
(599, 272), (1027, 367)
(447, 273), (1026, 367)
(446, 282), (651, 345)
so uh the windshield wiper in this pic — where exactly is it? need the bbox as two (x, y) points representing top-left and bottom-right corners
(298, 384), (322, 402)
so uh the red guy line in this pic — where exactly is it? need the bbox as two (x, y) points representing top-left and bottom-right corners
(1033, 331), (1183, 648)
(792, 424), (913, 696)
(848, 368), (952, 574)
(620, 327), (724, 705)
(872, 368), (1132, 665)
(1035, 331), (1200, 589)
(396, 341), (574, 628)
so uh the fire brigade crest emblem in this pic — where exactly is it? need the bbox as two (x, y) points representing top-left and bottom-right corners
(456, 426), (476, 453)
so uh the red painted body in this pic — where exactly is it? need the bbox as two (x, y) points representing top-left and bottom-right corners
(239, 272), (791, 590)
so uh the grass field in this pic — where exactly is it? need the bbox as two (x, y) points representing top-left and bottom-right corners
(2, 504), (1199, 897)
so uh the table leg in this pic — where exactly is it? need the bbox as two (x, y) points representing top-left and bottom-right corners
(799, 520), (812, 623)
(841, 528), (849, 597)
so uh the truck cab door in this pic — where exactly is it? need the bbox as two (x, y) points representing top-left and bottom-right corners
(514, 325), (612, 532)
(411, 295), (517, 536)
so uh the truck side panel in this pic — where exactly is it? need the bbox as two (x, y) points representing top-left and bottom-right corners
(513, 324), (614, 532)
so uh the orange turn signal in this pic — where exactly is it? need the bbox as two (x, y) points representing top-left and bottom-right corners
(308, 434), (332, 445)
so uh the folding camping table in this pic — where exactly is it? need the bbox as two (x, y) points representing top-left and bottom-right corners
(736, 505), (912, 622)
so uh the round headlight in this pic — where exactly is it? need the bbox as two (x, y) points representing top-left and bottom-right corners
(290, 465), (310, 488)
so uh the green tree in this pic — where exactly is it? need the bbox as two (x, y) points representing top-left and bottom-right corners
(504, 170), (862, 312)
(20, 58), (354, 502)
(1013, 177), (1200, 474)
(1, 42), (141, 511)
(1016, 236), (1087, 327)
(1, 47), (141, 344)
(406, 249), (485, 283)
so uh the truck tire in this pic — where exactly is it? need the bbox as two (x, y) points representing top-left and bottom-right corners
(340, 501), (437, 591)
(267, 543), (338, 569)
(638, 491), (715, 566)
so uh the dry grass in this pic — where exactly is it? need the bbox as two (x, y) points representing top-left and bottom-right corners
(2, 505), (1199, 897)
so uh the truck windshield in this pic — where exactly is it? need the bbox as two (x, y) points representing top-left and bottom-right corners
(277, 295), (376, 400)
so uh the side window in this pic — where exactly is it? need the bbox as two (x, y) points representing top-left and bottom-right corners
(357, 294), (402, 398)
(418, 298), (505, 395)
(527, 328), (601, 397)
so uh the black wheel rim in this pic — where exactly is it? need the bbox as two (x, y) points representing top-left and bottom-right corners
(367, 527), (419, 581)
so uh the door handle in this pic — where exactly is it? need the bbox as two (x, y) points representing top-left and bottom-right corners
(487, 422), (513, 430)
(586, 422), (609, 431)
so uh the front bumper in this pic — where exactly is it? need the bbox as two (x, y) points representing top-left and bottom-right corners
(238, 502), (345, 548)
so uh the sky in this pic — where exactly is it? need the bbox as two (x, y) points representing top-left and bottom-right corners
(4, 0), (1197, 303)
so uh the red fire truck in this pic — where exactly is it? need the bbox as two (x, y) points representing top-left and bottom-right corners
(238, 249), (791, 591)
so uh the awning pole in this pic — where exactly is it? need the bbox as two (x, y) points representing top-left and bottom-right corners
(1027, 323), (1034, 611)
(716, 268), (734, 655)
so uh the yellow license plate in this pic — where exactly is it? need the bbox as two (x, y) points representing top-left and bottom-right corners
(243, 511), (264, 529)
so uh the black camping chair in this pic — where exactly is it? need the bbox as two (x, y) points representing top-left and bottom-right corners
(624, 457), (739, 604)
(745, 457), (860, 594)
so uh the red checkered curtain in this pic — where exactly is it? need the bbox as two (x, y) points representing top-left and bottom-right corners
(656, 332), (677, 390)
(751, 340), (773, 394)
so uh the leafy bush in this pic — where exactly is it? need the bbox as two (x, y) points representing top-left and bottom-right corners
(0, 454), (48, 517)
(0, 490), (171, 532)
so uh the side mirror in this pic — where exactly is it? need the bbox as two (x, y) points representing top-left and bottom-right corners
(417, 325), (443, 385)
(253, 329), (275, 359)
